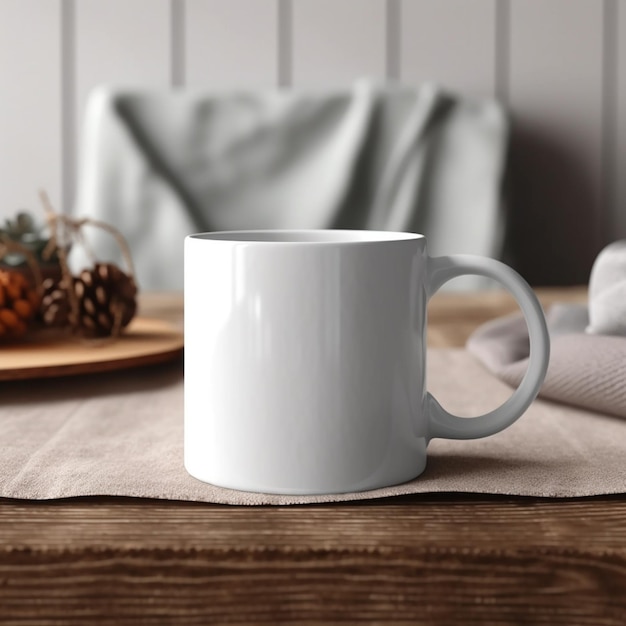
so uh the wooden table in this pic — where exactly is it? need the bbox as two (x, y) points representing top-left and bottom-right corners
(1, 288), (624, 625)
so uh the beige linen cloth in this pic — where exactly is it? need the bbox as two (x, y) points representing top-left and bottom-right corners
(1, 349), (623, 505)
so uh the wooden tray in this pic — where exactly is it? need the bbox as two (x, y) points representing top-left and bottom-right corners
(0, 318), (184, 381)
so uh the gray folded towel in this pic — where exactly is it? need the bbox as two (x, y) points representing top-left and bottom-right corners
(74, 81), (507, 290)
(468, 241), (626, 418)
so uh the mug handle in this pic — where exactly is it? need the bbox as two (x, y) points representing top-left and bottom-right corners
(426, 255), (550, 441)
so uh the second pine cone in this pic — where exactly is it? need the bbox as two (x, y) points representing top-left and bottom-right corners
(70, 263), (137, 337)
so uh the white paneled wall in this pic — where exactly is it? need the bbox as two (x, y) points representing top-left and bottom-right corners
(186, 0), (279, 88)
(0, 0), (623, 284)
(0, 0), (62, 216)
(617, 2), (626, 238)
(73, 0), (172, 208)
(401, 0), (497, 99)
(506, 0), (606, 283)
(292, 0), (386, 87)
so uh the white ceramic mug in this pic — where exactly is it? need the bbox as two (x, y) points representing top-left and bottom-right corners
(184, 230), (550, 495)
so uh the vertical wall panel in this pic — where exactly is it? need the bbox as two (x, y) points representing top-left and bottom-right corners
(0, 0), (62, 220)
(186, 0), (278, 88)
(400, 0), (497, 98)
(615, 1), (626, 239)
(0, 0), (619, 285)
(508, 0), (604, 284)
(292, 0), (386, 88)
(76, 0), (171, 110)
(75, 0), (171, 183)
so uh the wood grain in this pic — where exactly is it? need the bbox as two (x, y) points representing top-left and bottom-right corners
(1, 495), (624, 553)
(0, 496), (624, 624)
(1, 287), (623, 625)
(0, 317), (183, 381)
(427, 285), (586, 348)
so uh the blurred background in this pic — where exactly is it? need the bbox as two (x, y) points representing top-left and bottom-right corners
(0, 0), (623, 286)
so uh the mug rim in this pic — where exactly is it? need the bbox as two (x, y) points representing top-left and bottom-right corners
(187, 229), (425, 244)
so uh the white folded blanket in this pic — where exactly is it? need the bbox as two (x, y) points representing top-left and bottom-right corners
(74, 81), (508, 289)
(587, 240), (626, 335)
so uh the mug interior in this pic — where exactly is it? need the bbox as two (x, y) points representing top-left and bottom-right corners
(189, 229), (424, 244)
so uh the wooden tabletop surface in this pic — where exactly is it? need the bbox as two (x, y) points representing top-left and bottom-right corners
(1, 287), (625, 625)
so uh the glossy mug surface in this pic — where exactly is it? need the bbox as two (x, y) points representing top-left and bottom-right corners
(184, 230), (550, 495)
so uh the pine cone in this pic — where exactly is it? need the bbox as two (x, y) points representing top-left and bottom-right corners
(40, 277), (71, 328)
(0, 268), (40, 339)
(69, 263), (137, 337)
